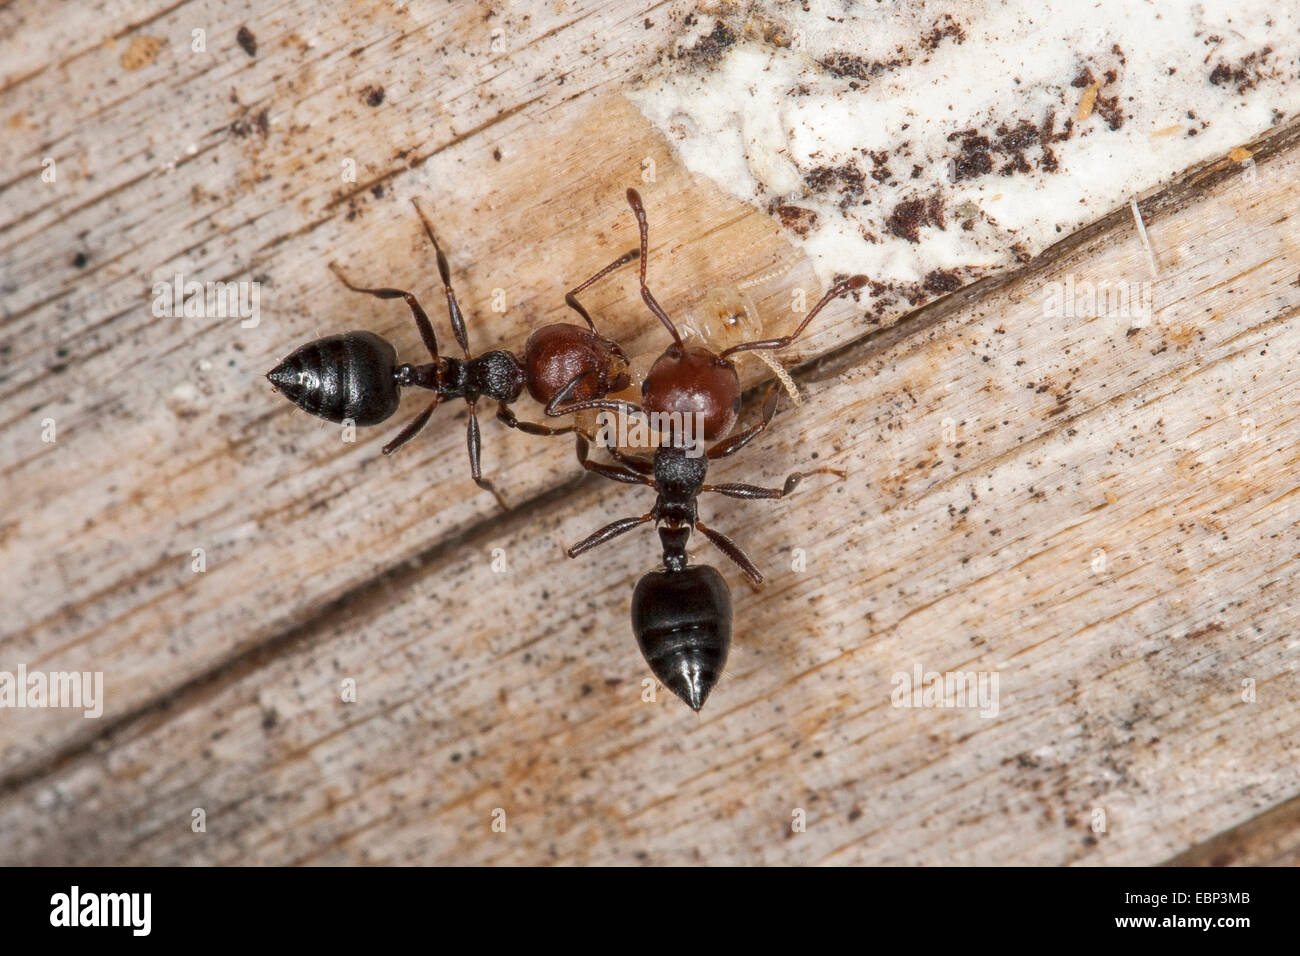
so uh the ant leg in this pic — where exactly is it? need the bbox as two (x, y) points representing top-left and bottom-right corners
(702, 467), (846, 500)
(547, 395), (643, 417)
(602, 445), (655, 474)
(565, 247), (641, 334)
(695, 520), (763, 586)
(545, 369), (645, 420)
(625, 188), (683, 346)
(707, 384), (780, 460)
(575, 434), (655, 486)
(496, 402), (574, 437)
(411, 199), (472, 359)
(330, 263), (440, 361)
(465, 400), (510, 511)
(382, 395), (441, 455)
(566, 513), (654, 558)
(719, 274), (869, 359)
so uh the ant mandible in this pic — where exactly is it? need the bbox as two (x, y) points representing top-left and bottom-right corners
(266, 199), (638, 508)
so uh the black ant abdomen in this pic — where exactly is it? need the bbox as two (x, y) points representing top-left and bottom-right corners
(267, 330), (402, 426)
(631, 563), (732, 712)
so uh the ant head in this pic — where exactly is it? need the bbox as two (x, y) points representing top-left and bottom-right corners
(631, 563), (733, 711)
(523, 323), (631, 406)
(640, 344), (742, 443)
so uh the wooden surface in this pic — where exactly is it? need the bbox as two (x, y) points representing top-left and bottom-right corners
(1, 1), (1298, 864)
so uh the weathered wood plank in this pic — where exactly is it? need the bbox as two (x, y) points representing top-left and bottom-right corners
(4, 0), (1300, 864)
(1167, 796), (1300, 866)
(1, 130), (1296, 863)
(1, 1), (830, 779)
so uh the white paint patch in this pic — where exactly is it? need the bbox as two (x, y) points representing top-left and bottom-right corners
(629, 1), (1299, 315)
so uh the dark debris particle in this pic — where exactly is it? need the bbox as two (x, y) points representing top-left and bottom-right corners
(818, 13), (961, 83)
(887, 195), (945, 243)
(817, 52), (902, 82)
(492, 147), (502, 161)
(675, 19), (736, 66)
(947, 129), (993, 180)
(919, 13), (966, 52)
(230, 108), (270, 139)
(996, 119), (1039, 151)
(71, 252), (88, 268)
(805, 162), (867, 204)
(1094, 93), (1125, 130)
(923, 269), (962, 294)
(771, 203), (819, 236)
(236, 26), (257, 58)
(1000, 152), (1032, 176)
(361, 84), (385, 107)
(1208, 47), (1272, 93)
(1210, 62), (1241, 88)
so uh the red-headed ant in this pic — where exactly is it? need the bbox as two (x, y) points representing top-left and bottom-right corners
(560, 189), (866, 710)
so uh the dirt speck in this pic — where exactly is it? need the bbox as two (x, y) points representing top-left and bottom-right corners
(919, 13), (966, 52)
(947, 130), (993, 181)
(230, 108), (270, 139)
(236, 26), (257, 58)
(887, 195), (945, 243)
(771, 203), (819, 236)
(675, 19), (736, 66)
(923, 269), (962, 294)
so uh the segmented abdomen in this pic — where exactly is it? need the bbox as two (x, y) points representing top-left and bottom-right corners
(268, 331), (400, 426)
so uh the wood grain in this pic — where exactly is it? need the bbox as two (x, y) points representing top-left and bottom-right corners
(1167, 795), (1300, 867)
(1, 0), (1298, 864)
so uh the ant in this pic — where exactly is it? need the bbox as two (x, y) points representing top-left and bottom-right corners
(266, 199), (638, 508)
(558, 189), (866, 710)
(565, 389), (842, 711)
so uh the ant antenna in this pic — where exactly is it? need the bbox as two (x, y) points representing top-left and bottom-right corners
(720, 275), (867, 359)
(626, 188), (684, 347)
